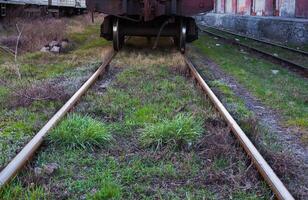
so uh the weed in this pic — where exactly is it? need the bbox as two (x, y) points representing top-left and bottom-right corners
(194, 35), (308, 129)
(213, 157), (229, 171)
(88, 181), (122, 200)
(0, 182), (46, 200)
(49, 114), (112, 149)
(210, 80), (252, 120)
(232, 191), (263, 200)
(140, 114), (204, 149)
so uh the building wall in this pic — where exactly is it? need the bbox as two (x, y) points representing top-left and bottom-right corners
(213, 0), (308, 18)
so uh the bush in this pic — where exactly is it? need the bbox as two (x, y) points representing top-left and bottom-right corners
(140, 114), (203, 149)
(49, 114), (112, 149)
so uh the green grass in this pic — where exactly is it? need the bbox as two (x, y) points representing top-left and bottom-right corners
(194, 35), (308, 131)
(209, 80), (252, 120)
(49, 114), (112, 149)
(140, 114), (204, 149)
(1, 47), (271, 199)
(204, 27), (308, 68)
(213, 157), (229, 171)
(0, 183), (46, 200)
(0, 18), (109, 169)
(88, 181), (122, 200)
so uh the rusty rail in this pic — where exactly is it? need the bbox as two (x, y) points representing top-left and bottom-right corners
(0, 49), (116, 187)
(183, 56), (294, 200)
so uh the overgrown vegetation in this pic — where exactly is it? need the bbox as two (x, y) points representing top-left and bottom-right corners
(140, 114), (203, 149)
(194, 34), (308, 138)
(0, 14), (109, 170)
(49, 114), (112, 149)
(2, 42), (272, 199)
(192, 34), (308, 198)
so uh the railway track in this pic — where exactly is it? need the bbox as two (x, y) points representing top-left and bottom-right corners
(0, 45), (14, 56)
(198, 25), (308, 77)
(0, 47), (294, 199)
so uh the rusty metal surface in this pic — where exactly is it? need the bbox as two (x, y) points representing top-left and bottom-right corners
(87, 0), (214, 21)
(296, 0), (308, 18)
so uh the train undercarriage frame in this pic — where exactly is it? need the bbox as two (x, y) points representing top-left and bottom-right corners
(101, 15), (199, 53)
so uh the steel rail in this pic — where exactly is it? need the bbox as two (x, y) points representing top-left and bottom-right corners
(0, 48), (116, 187)
(200, 28), (308, 76)
(0, 46), (15, 56)
(201, 25), (308, 56)
(183, 56), (294, 200)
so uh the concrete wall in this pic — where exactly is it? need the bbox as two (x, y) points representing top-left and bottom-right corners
(198, 13), (308, 45)
(213, 0), (308, 18)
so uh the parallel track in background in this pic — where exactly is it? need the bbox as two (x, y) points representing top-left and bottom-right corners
(198, 25), (308, 77)
(0, 46), (15, 56)
(0, 46), (294, 199)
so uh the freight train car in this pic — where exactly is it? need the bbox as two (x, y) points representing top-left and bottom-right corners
(0, 0), (86, 17)
(87, 0), (214, 53)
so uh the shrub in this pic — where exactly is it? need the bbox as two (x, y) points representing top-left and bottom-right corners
(140, 114), (203, 149)
(49, 114), (112, 149)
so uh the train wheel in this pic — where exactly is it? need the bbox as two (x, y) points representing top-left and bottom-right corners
(113, 18), (123, 51)
(179, 19), (187, 54)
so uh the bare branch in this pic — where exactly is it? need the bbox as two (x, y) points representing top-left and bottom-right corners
(13, 23), (25, 79)
(14, 23), (24, 62)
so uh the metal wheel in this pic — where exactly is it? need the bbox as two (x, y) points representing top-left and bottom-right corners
(179, 19), (187, 54)
(113, 18), (123, 51)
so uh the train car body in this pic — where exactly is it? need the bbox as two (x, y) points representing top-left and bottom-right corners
(0, 0), (86, 17)
(0, 0), (86, 8)
(87, 0), (214, 52)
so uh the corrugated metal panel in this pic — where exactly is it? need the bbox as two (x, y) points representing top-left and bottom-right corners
(0, 0), (86, 8)
(295, 0), (308, 18)
(225, 0), (233, 13)
(280, 0), (295, 17)
(237, 0), (251, 15)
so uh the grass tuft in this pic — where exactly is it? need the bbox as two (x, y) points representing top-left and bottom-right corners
(88, 181), (122, 200)
(140, 114), (203, 149)
(49, 114), (112, 149)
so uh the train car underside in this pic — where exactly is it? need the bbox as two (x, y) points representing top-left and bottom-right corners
(87, 0), (214, 53)
(102, 15), (198, 53)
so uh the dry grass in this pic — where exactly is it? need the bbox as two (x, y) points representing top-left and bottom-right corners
(67, 13), (104, 34)
(9, 80), (70, 107)
(0, 13), (103, 53)
(0, 19), (66, 52)
(113, 37), (186, 73)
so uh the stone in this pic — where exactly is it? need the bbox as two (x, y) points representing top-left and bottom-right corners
(40, 46), (50, 52)
(43, 163), (59, 175)
(271, 70), (279, 75)
(49, 40), (59, 47)
(50, 45), (61, 53)
(34, 167), (43, 176)
(61, 39), (69, 49)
